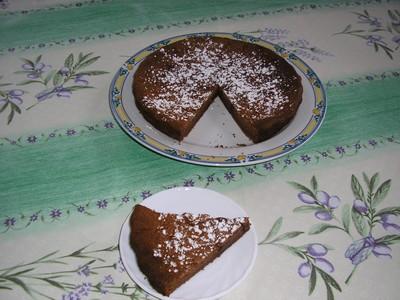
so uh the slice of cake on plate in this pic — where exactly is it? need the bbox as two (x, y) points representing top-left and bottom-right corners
(129, 204), (251, 296)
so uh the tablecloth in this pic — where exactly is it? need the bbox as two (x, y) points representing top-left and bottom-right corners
(1, 0), (400, 299)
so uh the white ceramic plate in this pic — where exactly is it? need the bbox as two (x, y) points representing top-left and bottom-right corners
(119, 187), (258, 300)
(109, 32), (326, 166)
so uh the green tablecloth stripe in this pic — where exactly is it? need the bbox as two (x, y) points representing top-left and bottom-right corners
(0, 0), (373, 51)
(1, 77), (400, 217)
(305, 78), (400, 150)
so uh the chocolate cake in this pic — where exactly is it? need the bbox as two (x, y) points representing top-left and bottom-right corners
(132, 36), (303, 143)
(129, 204), (251, 296)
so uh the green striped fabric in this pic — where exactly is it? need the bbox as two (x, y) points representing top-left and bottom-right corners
(0, 0), (375, 51)
(1, 76), (399, 217)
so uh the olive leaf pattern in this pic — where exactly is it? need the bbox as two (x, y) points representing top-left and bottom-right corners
(289, 176), (353, 238)
(259, 217), (341, 300)
(0, 52), (108, 124)
(15, 52), (108, 110)
(344, 173), (399, 284)
(0, 75), (25, 124)
(241, 27), (334, 62)
(334, 9), (400, 59)
(0, 244), (150, 300)
(288, 173), (400, 295)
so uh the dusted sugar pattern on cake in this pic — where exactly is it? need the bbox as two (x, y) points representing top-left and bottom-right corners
(154, 212), (246, 273)
(129, 205), (251, 296)
(133, 36), (303, 143)
(141, 43), (284, 120)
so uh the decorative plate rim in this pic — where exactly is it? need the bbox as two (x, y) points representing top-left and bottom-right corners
(118, 187), (258, 300)
(109, 32), (327, 166)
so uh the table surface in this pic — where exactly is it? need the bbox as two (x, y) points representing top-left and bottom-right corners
(1, 1), (399, 299)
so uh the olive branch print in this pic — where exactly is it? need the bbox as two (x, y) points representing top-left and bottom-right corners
(334, 9), (400, 59)
(259, 217), (341, 300)
(242, 27), (334, 62)
(16, 52), (108, 110)
(0, 52), (108, 125)
(0, 244), (150, 300)
(344, 173), (399, 284)
(0, 75), (25, 124)
(289, 176), (353, 239)
(289, 173), (400, 291)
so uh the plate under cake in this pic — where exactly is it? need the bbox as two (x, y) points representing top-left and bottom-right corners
(129, 204), (251, 296)
(133, 36), (302, 143)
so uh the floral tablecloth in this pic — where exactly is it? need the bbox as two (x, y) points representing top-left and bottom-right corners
(1, 0), (400, 299)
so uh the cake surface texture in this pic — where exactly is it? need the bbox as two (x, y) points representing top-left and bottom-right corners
(129, 204), (251, 296)
(132, 36), (303, 143)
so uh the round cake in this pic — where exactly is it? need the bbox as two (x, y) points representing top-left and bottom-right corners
(132, 36), (303, 143)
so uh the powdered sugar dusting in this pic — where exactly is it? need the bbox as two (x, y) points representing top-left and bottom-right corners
(139, 37), (297, 121)
(152, 212), (247, 273)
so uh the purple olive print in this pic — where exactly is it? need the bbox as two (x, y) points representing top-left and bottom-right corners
(380, 214), (400, 232)
(353, 199), (368, 214)
(314, 257), (334, 273)
(307, 243), (328, 257)
(297, 262), (312, 278)
(315, 210), (333, 221)
(297, 192), (316, 204)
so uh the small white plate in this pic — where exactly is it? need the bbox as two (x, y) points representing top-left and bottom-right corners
(119, 187), (258, 300)
(109, 32), (326, 166)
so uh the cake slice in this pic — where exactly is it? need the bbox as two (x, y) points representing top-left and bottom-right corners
(129, 204), (251, 296)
